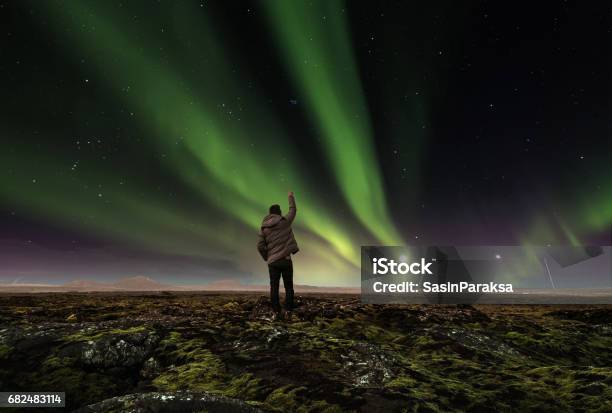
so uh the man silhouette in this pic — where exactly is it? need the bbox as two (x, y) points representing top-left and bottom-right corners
(257, 191), (299, 314)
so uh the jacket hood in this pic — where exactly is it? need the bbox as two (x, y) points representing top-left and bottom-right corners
(261, 214), (283, 228)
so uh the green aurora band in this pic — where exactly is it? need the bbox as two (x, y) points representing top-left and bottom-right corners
(263, 0), (403, 246)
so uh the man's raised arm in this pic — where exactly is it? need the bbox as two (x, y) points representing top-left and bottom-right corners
(285, 191), (297, 224)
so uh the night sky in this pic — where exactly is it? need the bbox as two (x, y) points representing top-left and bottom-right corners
(1, 1), (611, 286)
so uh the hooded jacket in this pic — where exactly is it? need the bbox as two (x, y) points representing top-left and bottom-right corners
(257, 194), (299, 264)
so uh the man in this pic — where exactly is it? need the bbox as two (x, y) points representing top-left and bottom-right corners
(257, 191), (299, 314)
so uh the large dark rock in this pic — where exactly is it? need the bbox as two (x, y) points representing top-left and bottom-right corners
(71, 391), (264, 413)
(60, 330), (160, 369)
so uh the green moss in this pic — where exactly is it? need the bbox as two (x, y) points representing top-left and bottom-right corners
(505, 331), (540, 347)
(225, 373), (265, 400)
(153, 333), (227, 394)
(363, 324), (399, 342)
(526, 366), (565, 378)
(261, 385), (346, 412)
(414, 334), (439, 348)
(107, 326), (148, 335)
(386, 376), (417, 389)
(162, 331), (182, 343)
(266, 385), (305, 406)
(154, 336), (272, 403)
(498, 365), (612, 412)
(153, 351), (225, 392)
(64, 325), (148, 342)
(0, 344), (11, 359)
(319, 317), (400, 344)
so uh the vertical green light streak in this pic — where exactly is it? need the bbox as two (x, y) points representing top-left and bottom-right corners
(264, 0), (402, 245)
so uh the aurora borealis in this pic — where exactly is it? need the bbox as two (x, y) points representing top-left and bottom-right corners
(0, 1), (611, 286)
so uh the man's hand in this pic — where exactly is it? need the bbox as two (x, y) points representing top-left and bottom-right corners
(286, 191), (297, 223)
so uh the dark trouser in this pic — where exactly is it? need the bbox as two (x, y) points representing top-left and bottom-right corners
(268, 258), (294, 312)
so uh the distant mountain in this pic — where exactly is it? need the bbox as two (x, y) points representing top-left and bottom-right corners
(63, 279), (119, 291)
(111, 276), (173, 291)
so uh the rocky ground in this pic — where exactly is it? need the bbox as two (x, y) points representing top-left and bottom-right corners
(0, 292), (610, 412)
